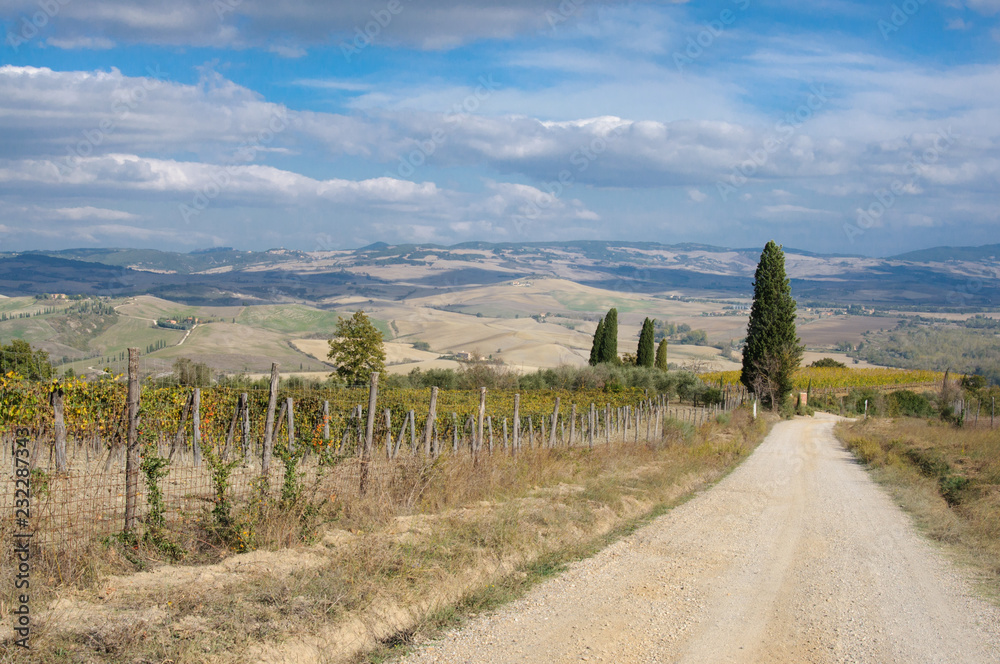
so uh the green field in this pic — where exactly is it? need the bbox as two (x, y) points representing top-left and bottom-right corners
(0, 295), (343, 377)
(236, 304), (343, 335)
(152, 322), (330, 373)
(119, 295), (244, 321)
(552, 292), (646, 314)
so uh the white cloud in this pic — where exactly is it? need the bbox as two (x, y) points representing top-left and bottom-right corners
(0, 154), (601, 246)
(686, 187), (707, 202)
(0, 0), (649, 52)
(292, 79), (373, 92)
(760, 204), (836, 216)
(46, 36), (116, 50)
(51, 206), (139, 221)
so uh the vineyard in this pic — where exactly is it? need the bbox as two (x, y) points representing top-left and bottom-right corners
(1, 375), (658, 450)
(700, 367), (947, 392)
(0, 359), (734, 561)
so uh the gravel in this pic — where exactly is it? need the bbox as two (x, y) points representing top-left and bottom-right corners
(400, 413), (1000, 664)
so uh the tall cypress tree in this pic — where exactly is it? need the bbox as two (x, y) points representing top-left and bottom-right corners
(655, 339), (668, 371)
(589, 316), (605, 366)
(741, 241), (803, 408)
(599, 308), (619, 364)
(636, 317), (655, 367)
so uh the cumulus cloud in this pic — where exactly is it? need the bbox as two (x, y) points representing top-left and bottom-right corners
(3, 1), (1000, 255)
(686, 188), (707, 202)
(0, 0), (644, 52)
(5, 63), (998, 199)
(0, 154), (601, 246)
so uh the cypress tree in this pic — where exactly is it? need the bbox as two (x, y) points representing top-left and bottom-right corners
(636, 317), (655, 367)
(741, 241), (803, 408)
(589, 317), (605, 366)
(655, 339), (668, 371)
(599, 308), (619, 364)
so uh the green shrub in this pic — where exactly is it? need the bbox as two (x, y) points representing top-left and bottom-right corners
(939, 475), (971, 506)
(846, 388), (882, 416)
(700, 387), (723, 406)
(886, 390), (934, 418)
(810, 357), (846, 368)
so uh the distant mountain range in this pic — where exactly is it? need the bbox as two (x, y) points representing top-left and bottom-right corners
(1, 241), (997, 310)
(889, 244), (1000, 263)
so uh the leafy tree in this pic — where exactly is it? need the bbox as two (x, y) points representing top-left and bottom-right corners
(741, 241), (803, 408)
(655, 339), (668, 371)
(599, 308), (619, 364)
(637, 317), (655, 367)
(174, 357), (212, 386)
(679, 328), (708, 345)
(810, 357), (846, 368)
(589, 316), (605, 366)
(0, 340), (53, 380)
(327, 310), (386, 384)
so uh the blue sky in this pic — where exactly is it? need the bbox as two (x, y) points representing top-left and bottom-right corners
(0, 0), (998, 256)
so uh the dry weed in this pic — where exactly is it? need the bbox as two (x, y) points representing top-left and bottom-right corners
(0, 408), (770, 664)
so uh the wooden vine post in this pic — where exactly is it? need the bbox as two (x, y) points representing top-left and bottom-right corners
(359, 372), (378, 496)
(241, 392), (251, 460)
(423, 386), (438, 456)
(262, 362), (280, 477)
(588, 403), (595, 449)
(513, 394), (520, 453)
(123, 348), (140, 534)
(287, 397), (295, 454)
(192, 388), (202, 467)
(549, 397), (560, 449)
(570, 403), (576, 446)
(170, 391), (193, 461)
(51, 386), (68, 472)
(477, 387), (487, 460)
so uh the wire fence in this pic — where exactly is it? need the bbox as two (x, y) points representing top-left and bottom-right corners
(1, 354), (744, 561)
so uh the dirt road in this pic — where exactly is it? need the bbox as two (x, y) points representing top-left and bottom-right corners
(402, 414), (1000, 663)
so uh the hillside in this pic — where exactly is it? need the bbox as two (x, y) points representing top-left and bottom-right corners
(2, 241), (998, 379)
(891, 244), (1000, 263)
(2, 241), (998, 310)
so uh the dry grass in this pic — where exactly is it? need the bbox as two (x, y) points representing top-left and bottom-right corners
(0, 410), (769, 664)
(836, 417), (1000, 600)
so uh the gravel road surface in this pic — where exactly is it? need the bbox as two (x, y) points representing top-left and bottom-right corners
(401, 413), (1000, 663)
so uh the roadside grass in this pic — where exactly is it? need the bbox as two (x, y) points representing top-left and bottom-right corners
(2, 409), (769, 664)
(836, 417), (1000, 601)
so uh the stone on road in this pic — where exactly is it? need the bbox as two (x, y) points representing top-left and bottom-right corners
(401, 413), (1000, 664)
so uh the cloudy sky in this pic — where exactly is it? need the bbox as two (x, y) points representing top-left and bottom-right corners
(1, 0), (998, 256)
